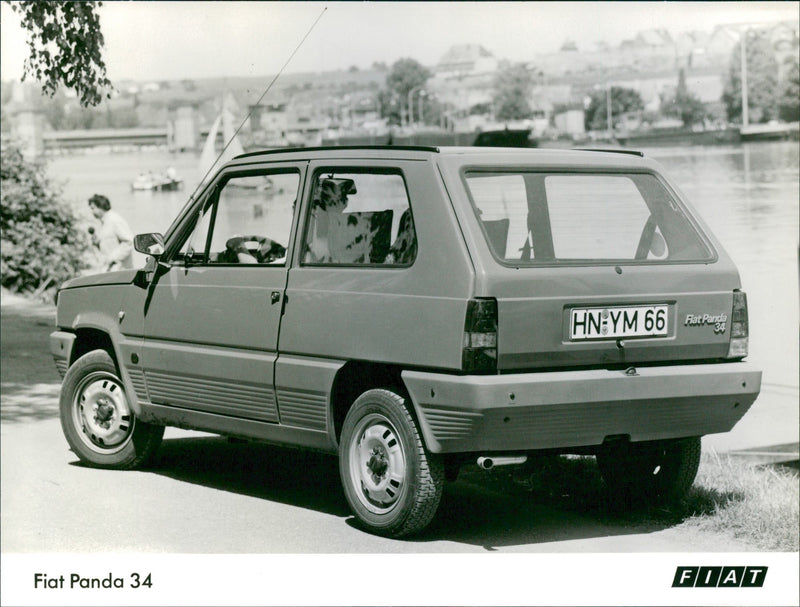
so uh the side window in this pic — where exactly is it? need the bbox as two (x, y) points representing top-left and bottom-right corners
(177, 201), (213, 263)
(177, 171), (299, 265)
(302, 171), (416, 266)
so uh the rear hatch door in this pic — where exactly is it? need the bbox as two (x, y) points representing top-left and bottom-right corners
(456, 164), (739, 370)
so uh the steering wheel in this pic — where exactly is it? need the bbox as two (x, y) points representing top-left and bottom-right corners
(225, 235), (286, 264)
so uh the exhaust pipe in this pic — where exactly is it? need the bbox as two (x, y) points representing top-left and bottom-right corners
(477, 455), (528, 470)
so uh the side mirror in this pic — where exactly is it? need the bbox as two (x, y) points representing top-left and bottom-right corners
(134, 233), (165, 257)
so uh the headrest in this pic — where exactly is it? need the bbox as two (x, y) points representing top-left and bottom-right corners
(318, 178), (357, 210)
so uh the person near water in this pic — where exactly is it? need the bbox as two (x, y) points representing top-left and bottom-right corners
(87, 194), (134, 271)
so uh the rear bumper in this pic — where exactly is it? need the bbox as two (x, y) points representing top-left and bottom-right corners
(401, 362), (761, 454)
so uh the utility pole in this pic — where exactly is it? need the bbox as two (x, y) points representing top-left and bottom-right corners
(606, 83), (613, 141)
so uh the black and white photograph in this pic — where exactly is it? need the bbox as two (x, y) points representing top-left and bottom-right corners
(1, 2), (798, 605)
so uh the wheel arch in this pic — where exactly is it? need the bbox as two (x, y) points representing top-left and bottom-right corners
(67, 319), (144, 416)
(71, 327), (118, 367)
(329, 361), (422, 446)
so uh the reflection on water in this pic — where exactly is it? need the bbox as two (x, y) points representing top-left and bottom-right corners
(47, 142), (799, 389)
(647, 142), (799, 266)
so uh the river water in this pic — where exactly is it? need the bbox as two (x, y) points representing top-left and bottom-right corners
(46, 141), (799, 391)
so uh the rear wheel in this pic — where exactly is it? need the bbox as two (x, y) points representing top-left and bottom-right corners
(339, 388), (444, 537)
(60, 350), (163, 469)
(597, 437), (701, 506)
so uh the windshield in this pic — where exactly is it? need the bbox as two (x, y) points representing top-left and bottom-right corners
(463, 171), (713, 264)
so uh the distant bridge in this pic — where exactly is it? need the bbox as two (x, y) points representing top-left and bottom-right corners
(43, 128), (170, 150)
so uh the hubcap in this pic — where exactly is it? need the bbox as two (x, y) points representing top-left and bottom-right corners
(72, 372), (134, 454)
(349, 414), (406, 514)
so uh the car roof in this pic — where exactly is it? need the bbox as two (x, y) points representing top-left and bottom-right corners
(229, 145), (655, 170)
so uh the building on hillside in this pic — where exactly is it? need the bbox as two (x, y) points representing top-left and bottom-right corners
(706, 25), (739, 62)
(622, 29), (674, 49)
(618, 29), (678, 73)
(708, 20), (799, 65)
(251, 99), (290, 131)
(248, 94), (333, 147)
(675, 31), (713, 69)
(435, 44), (499, 78)
(429, 73), (495, 120)
(428, 44), (505, 125)
(248, 95), (291, 143)
(339, 91), (381, 129)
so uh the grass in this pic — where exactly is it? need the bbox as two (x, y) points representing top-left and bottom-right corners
(468, 450), (799, 551)
(679, 451), (800, 551)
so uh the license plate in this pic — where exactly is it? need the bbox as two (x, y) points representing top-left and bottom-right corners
(570, 305), (668, 340)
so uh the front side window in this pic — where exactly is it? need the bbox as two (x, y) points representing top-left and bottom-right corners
(464, 171), (712, 264)
(176, 171), (299, 265)
(302, 171), (416, 266)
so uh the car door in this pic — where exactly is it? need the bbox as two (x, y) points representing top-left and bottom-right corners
(139, 164), (304, 422)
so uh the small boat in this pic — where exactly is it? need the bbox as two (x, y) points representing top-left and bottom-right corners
(131, 170), (183, 192)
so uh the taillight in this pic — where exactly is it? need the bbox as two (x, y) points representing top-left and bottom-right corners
(728, 290), (749, 358)
(462, 298), (498, 373)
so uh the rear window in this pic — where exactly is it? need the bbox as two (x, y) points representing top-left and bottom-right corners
(464, 171), (713, 264)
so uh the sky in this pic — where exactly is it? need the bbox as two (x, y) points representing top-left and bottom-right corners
(1, 1), (798, 82)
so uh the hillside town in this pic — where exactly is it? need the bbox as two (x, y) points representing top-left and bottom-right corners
(2, 19), (798, 156)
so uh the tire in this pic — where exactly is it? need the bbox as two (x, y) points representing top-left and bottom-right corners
(60, 349), (164, 469)
(597, 437), (701, 506)
(339, 388), (444, 537)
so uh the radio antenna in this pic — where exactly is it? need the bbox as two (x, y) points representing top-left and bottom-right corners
(189, 6), (328, 200)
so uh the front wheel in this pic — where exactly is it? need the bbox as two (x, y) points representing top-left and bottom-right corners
(597, 437), (701, 506)
(60, 350), (164, 469)
(339, 388), (444, 537)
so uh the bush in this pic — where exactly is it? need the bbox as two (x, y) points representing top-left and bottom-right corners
(1, 143), (89, 296)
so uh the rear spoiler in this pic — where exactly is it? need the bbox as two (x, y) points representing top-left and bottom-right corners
(574, 148), (644, 157)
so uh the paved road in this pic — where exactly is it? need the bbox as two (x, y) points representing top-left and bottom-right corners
(1, 293), (795, 554)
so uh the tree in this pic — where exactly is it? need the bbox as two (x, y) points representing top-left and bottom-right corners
(493, 63), (534, 121)
(377, 89), (402, 125)
(721, 29), (780, 123)
(661, 68), (707, 127)
(1, 143), (90, 295)
(383, 58), (431, 123)
(778, 55), (800, 122)
(584, 86), (644, 131)
(9, 1), (112, 107)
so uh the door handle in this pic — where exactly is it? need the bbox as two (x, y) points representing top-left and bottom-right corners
(271, 291), (281, 305)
